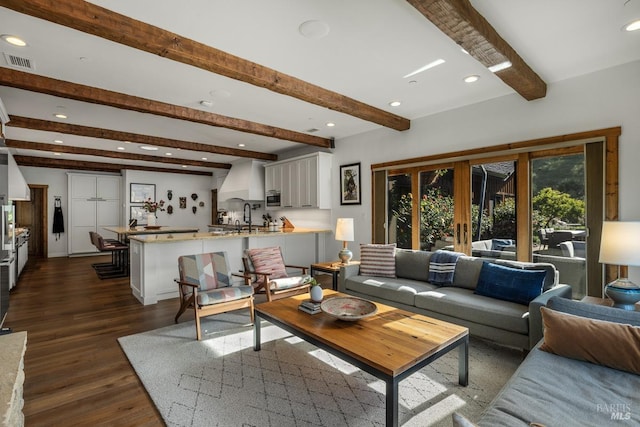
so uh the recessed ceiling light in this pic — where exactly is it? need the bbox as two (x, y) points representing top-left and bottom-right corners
(199, 100), (213, 107)
(54, 113), (67, 119)
(181, 165), (188, 168)
(238, 143), (245, 147)
(403, 59), (445, 79)
(209, 89), (231, 98)
(624, 19), (640, 32)
(389, 101), (402, 107)
(1, 34), (27, 47)
(124, 141), (131, 144)
(488, 61), (512, 73)
(117, 147), (125, 151)
(298, 20), (330, 39)
(460, 47), (469, 55)
(165, 152), (172, 156)
(202, 157), (208, 160)
(464, 75), (480, 83)
(53, 152), (62, 156)
(140, 145), (158, 151)
(326, 122), (335, 127)
(54, 139), (63, 144)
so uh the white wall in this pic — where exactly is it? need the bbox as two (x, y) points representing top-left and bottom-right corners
(122, 170), (213, 230)
(329, 60), (640, 281)
(19, 167), (215, 257)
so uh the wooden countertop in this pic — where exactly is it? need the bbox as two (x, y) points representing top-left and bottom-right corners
(128, 228), (330, 243)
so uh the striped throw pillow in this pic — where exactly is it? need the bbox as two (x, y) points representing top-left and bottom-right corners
(247, 246), (288, 279)
(359, 243), (397, 278)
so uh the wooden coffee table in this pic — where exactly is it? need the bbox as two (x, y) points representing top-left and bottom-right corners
(253, 290), (469, 427)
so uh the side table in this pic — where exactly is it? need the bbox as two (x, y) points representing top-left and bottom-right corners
(310, 261), (359, 291)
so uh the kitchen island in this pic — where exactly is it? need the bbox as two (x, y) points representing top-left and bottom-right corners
(128, 228), (330, 305)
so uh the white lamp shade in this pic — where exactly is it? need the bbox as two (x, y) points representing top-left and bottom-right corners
(599, 221), (640, 266)
(335, 218), (354, 242)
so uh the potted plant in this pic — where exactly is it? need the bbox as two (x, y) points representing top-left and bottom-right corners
(143, 198), (165, 226)
(306, 277), (323, 303)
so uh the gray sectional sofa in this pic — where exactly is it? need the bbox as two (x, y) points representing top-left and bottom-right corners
(338, 248), (572, 350)
(475, 296), (640, 426)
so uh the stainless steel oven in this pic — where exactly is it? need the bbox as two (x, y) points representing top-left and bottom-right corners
(266, 192), (281, 207)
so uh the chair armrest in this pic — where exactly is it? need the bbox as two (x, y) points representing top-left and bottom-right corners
(338, 263), (361, 292)
(231, 272), (254, 285)
(284, 265), (309, 274)
(174, 278), (198, 288)
(528, 283), (572, 349)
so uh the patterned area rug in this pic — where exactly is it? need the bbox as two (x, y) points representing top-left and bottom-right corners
(118, 313), (522, 426)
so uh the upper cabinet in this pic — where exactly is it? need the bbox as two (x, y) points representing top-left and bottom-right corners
(6, 151), (30, 201)
(265, 152), (332, 209)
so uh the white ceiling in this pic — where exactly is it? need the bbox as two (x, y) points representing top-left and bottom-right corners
(0, 0), (639, 173)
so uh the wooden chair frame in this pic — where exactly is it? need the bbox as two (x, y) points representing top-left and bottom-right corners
(175, 271), (255, 341)
(242, 256), (311, 302)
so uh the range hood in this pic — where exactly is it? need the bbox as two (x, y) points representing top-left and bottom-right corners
(218, 160), (266, 201)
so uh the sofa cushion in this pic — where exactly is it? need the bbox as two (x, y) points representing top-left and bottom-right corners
(540, 307), (640, 375)
(477, 345), (640, 426)
(415, 287), (530, 334)
(344, 275), (437, 306)
(547, 296), (640, 325)
(491, 238), (514, 251)
(359, 243), (396, 278)
(475, 262), (545, 305)
(494, 259), (557, 291)
(395, 249), (431, 282)
(451, 256), (485, 290)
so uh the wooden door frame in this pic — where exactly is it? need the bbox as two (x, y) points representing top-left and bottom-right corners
(28, 184), (48, 258)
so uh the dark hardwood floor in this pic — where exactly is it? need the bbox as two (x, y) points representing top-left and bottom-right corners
(4, 255), (178, 426)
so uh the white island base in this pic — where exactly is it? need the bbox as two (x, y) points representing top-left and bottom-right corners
(129, 230), (328, 305)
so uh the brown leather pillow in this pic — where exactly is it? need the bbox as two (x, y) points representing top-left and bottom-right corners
(540, 306), (640, 375)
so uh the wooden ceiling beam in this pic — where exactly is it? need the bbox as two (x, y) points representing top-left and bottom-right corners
(13, 155), (212, 176)
(406, 0), (547, 100)
(7, 116), (275, 161)
(0, 68), (330, 149)
(4, 139), (231, 169)
(1, 0), (410, 131)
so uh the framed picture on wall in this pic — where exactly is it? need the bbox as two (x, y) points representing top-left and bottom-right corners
(130, 206), (147, 225)
(130, 183), (155, 203)
(340, 162), (361, 205)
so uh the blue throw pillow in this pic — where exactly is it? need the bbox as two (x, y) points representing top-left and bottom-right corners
(475, 262), (546, 305)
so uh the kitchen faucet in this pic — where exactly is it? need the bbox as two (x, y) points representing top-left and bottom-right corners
(243, 203), (252, 233)
(234, 219), (241, 233)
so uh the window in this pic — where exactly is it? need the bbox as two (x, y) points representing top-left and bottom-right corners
(373, 128), (620, 297)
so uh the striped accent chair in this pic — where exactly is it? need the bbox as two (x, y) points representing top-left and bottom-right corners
(242, 246), (312, 302)
(176, 251), (254, 340)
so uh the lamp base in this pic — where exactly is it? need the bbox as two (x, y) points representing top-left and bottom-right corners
(338, 248), (353, 265)
(605, 278), (640, 310)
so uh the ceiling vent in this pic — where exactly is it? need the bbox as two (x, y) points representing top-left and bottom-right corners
(306, 128), (319, 133)
(3, 53), (35, 71)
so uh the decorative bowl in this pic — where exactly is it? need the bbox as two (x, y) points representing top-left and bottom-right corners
(320, 297), (378, 321)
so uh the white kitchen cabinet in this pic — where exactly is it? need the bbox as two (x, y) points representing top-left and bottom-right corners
(265, 152), (332, 209)
(68, 174), (121, 254)
(17, 239), (27, 278)
(265, 163), (283, 195)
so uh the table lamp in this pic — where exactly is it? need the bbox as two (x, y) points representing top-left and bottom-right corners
(335, 218), (354, 264)
(598, 221), (640, 310)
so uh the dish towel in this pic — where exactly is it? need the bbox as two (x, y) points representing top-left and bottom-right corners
(428, 250), (464, 285)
